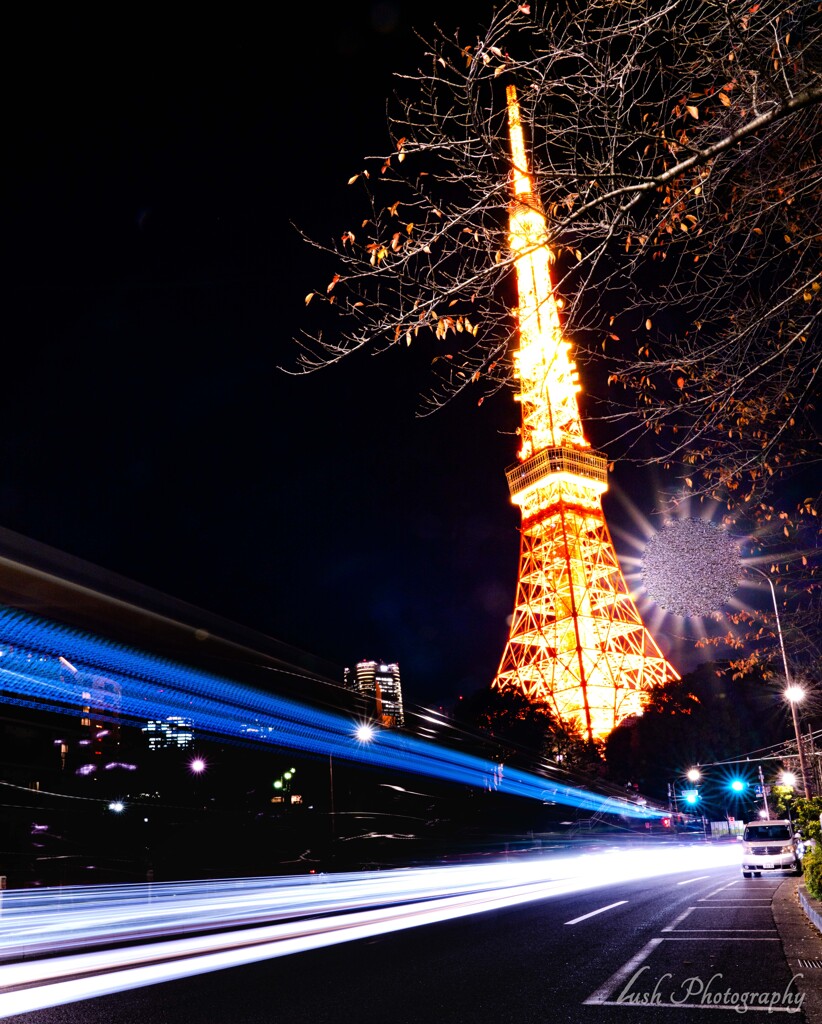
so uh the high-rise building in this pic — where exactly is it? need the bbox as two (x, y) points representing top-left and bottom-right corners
(493, 86), (678, 742)
(143, 716), (194, 750)
(344, 660), (404, 728)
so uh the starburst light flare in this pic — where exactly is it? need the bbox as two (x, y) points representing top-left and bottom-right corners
(641, 518), (741, 617)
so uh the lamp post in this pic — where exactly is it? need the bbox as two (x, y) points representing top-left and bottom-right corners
(684, 768), (707, 835)
(748, 565), (810, 798)
(785, 686), (811, 798)
(328, 751), (336, 851)
(329, 724), (376, 865)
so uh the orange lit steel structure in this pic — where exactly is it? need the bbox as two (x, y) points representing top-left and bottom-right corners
(493, 86), (678, 742)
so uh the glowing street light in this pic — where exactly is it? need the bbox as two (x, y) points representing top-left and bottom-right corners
(108, 801), (125, 813)
(355, 723), (375, 743)
(189, 758), (206, 774)
(730, 779), (745, 793)
(782, 771), (798, 788)
(686, 768), (701, 783)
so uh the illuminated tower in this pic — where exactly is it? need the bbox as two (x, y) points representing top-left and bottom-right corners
(493, 86), (678, 742)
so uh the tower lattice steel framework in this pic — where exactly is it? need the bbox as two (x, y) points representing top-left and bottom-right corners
(493, 86), (678, 742)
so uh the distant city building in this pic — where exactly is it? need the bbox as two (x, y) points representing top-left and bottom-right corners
(143, 716), (194, 750)
(344, 660), (404, 728)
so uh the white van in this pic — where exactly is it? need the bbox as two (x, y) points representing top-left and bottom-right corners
(740, 819), (801, 877)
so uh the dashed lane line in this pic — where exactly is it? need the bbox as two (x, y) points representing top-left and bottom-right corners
(564, 901), (627, 926)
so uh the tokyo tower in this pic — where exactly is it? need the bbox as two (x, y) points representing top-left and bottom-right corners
(493, 86), (678, 742)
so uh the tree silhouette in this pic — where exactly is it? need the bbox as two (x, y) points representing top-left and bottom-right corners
(604, 660), (787, 805)
(295, 0), (821, 512)
(452, 684), (600, 775)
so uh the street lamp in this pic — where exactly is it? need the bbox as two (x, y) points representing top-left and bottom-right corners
(784, 686), (811, 798)
(355, 723), (375, 743)
(329, 724), (376, 861)
(748, 565), (810, 798)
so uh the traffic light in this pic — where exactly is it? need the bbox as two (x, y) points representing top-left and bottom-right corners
(730, 779), (745, 792)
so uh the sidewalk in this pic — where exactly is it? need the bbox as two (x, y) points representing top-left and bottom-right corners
(774, 878), (822, 1022)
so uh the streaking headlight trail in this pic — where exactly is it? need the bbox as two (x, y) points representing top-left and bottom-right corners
(0, 846), (740, 1017)
(0, 606), (659, 816)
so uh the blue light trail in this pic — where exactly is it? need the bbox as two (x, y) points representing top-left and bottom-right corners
(0, 605), (658, 817)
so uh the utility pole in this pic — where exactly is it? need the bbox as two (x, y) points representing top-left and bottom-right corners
(807, 724), (819, 797)
(750, 566), (811, 797)
(758, 765), (770, 819)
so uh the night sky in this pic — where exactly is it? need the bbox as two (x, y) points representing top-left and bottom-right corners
(1, 4), (697, 712)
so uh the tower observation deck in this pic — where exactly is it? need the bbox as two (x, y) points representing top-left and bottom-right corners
(493, 86), (678, 743)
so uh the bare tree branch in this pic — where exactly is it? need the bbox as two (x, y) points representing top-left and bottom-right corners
(292, 0), (822, 517)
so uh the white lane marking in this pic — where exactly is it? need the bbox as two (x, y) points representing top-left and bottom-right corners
(703, 880), (740, 899)
(663, 909), (694, 932)
(583, 937), (663, 1004)
(564, 900), (627, 925)
(696, 897), (769, 905)
(676, 875), (711, 885)
(668, 929), (777, 933)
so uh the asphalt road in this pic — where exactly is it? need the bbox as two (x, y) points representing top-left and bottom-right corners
(3, 862), (807, 1023)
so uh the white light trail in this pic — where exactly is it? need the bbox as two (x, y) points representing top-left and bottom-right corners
(0, 845), (741, 1017)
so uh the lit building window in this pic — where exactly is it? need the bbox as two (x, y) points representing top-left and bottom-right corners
(143, 716), (194, 750)
(343, 660), (404, 728)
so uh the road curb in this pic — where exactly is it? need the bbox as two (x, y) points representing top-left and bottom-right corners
(773, 878), (822, 1022)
